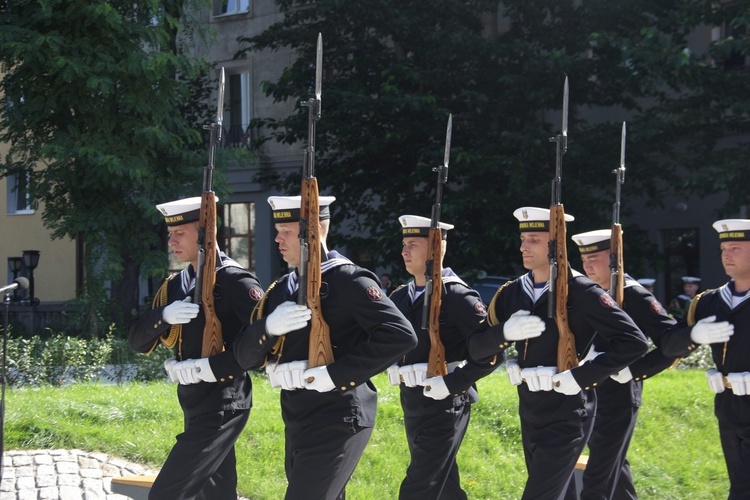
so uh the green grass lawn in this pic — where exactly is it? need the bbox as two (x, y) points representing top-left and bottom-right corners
(4, 368), (728, 499)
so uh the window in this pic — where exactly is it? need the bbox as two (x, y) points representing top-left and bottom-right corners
(221, 202), (255, 271)
(224, 71), (252, 148)
(213, 0), (249, 17)
(711, 3), (748, 70)
(6, 170), (33, 215)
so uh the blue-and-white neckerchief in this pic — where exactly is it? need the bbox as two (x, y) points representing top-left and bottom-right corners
(179, 252), (242, 295)
(720, 280), (750, 310)
(286, 250), (352, 296)
(522, 272), (549, 304)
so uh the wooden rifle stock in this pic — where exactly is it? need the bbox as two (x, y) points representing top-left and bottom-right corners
(199, 192), (223, 357)
(610, 224), (624, 306)
(550, 205), (577, 372)
(302, 177), (334, 368)
(425, 228), (448, 378)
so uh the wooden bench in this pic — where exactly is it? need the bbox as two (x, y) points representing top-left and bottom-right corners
(572, 454), (589, 499)
(110, 475), (157, 500)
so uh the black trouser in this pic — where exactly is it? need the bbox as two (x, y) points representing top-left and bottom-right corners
(284, 420), (373, 500)
(576, 402), (638, 500)
(520, 412), (593, 500)
(399, 405), (471, 500)
(718, 419), (750, 500)
(150, 408), (249, 500)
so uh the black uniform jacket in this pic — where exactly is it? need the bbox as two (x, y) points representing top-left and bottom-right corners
(468, 269), (648, 424)
(234, 250), (417, 429)
(389, 268), (497, 416)
(592, 277), (677, 408)
(661, 282), (750, 423)
(128, 253), (264, 418)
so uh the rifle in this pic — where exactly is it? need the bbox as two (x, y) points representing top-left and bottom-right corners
(609, 122), (626, 306)
(422, 114), (452, 379)
(547, 77), (578, 372)
(195, 67), (225, 357)
(299, 33), (334, 368)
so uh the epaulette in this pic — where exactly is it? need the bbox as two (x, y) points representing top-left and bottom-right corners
(487, 281), (513, 326)
(389, 283), (407, 299)
(687, 289), (711, 327)
(251, 280), (286, 369)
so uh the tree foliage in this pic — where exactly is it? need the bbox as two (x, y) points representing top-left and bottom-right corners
(0, 0), (216, 328)
(238, 0), (750, 282)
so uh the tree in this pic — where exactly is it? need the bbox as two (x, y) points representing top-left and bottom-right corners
(0, 0), (215, 332)
(238, 0), (737, 282)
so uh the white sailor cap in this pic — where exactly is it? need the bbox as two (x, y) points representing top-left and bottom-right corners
(267, 195), (336, 223)
(713, 219), (750, 242)
(156, 196), (218, 227)
(681, 276), (701, 284)
(571, 229), (612, 255)
(398, 214), (454, 240)
(513, 207), (574, 232)
(637, 278), (655, 287)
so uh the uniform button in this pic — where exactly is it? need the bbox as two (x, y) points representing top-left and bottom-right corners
(258, 339), (263, 345)
(262, 335), (266, 342)
(220, 378), (226, 382)
(592, 383), (598, 387)
(228, 375), (234, 380)
(642, 374), (648, 379)
(584, 387), (590, 390)
(340, 386), (346, 391)
(153, 323), (158, 329)
(350, 381), (356, 386)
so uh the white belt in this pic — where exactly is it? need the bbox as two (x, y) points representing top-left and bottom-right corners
(387, 360), (466, 387)
(265, 360), (309, 391)
(706, 369), (750, 395)
(506, 360), (558, 392)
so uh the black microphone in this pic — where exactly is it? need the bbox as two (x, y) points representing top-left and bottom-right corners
(0, 277), (29, 295)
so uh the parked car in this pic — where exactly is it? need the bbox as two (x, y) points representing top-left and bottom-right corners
(471, 275), (515, 305)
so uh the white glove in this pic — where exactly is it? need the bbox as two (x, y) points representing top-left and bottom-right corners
(726, 372), (750, 396)
(552, 370), (582, 396)
(172, 358), (217, 385)
(162, 297), (200, 325)
(266, 301), (313, 337)
(503, 310), (546, 341)
(387, 365), (401, 386)
(193, 358), (217, 383)
(164, 358), (178, 383)
(691, 316), (734, 345)
(506, 360), (522, 386)
(521, 366), (556, 392)
(610, 366), (633, 384)
(302, 366), (336, 392)
(581, 346), (602, 365)
(421, 376), (450, 400)
(706, 369), (726, 394)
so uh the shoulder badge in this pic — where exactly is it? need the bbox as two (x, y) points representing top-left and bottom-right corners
(248, 285), (264, 302)
(599, 293), (615, 308)
(366, 286), (383, 301)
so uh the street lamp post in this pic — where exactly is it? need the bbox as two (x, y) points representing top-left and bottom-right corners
(21, 251), (40, 306)
(7, 257), (22, 302)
